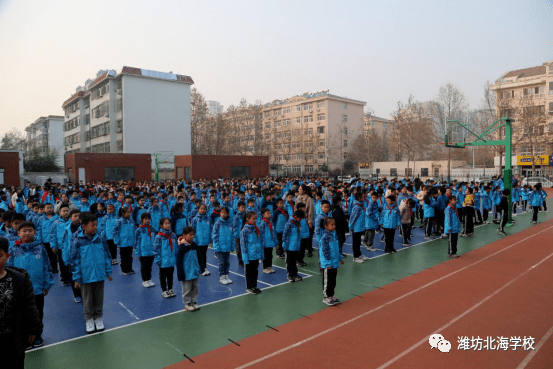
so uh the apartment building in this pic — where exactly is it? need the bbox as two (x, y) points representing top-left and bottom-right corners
(24, 115), (65, 166)
(220, 90), (366, 174)
(62, 67), (194, 156)
(207, 100), (224, 115)
(363, 115), (390, 140)
(491, 60), (553, 177)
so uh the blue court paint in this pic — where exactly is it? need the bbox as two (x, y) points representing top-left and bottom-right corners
(40, 248), (308, 348)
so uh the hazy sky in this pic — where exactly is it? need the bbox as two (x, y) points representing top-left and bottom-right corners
(1, 0), (552, 134)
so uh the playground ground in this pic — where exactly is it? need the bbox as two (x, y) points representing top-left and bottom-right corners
(26, 201), (553, 369)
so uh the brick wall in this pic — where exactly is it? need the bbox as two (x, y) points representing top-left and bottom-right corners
(0, 152), (21, 186)
(175, 155), (269, 181)
(65, 153), (152, 183)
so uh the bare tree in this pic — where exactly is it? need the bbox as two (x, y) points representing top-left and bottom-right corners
(349, 128), (387, 167)
(190, 88), (211, 155)
(1, 128), (26, 150)
(431, 83), (469, 179)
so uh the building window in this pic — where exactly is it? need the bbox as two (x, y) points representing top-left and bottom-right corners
(343, 140), (347, 147)
(304, 115), (313, 123)
(405, 168), (413, 176)
(275, 120), (281, 127)
(343, 153), (348, 160)
(308, 128), (313, 135)
(317, 101), (325, 109)
(117, 140), (123, 153)
(343, 127), (348, 135)
(303, 103), (313, 111)
(342, 114), (348, 122)
(318, 152), (325, 159)
(294, 105), (301, 112)
(305, 165), (314, 172)
(317, 126), (325, 134)
(421, 168), (429, 177)
(283, 107), (290, 114)
(318, 140), (325, 147)
(390, 168), (397, 176)
(317, 114), (325, 121)
(295, 117), (301, 124)
(283, 119), (290, 126)
(116, 98), (122, 112)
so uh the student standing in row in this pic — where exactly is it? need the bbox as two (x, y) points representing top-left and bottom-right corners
(176, 227), (202, 311)
(154, 218), (177, 298)
(69, 212), (113, 334)
(240, 211), (264, 295)
(212, 207), (234, 284)
(135, 213), (155, 288)
(319, 218), (344, 306)
(444, 197), (461, 258)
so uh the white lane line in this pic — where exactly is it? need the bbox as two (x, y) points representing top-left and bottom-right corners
(376, 250), (553, 369)
(234, 225), (553, 369)
(118, 302), (139, 320)
(166, 342), (184, 355)
(516, 323), (553, 369)
(206, 263), (273, 286)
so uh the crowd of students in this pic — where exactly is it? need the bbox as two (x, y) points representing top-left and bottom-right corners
(0, 175), (548, 364)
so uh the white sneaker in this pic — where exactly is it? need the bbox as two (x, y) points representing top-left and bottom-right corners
(220, 276), (228, 285)
(360, 255), (369, 261)
(225, 275), (233, 284)
(263, 268), (272, 274)
(202, 270), (211, 276)
(270, 268), (276, 273)
(85, 319), (95, 333)
(148, 280), (155, 287)
(162, 291), (171, 298)
(353, 257), (365, 264)
(94, 318), (105, 331)
(142, 281), (149, 288)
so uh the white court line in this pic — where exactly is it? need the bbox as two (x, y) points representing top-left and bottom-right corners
(118, 302), (139, 320)
(235, 225), (553, 369)
(376, 250), (553, 369)
(206, 263), (273, 286)
(33, 258), (312, 352)
(516, 323), (553, 369)
(166, 342), (185, 355)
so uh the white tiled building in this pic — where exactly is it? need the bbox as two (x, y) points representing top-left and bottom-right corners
(62, 67), (194, 156)
(207, 100), (224, 116)
(25, 115), (65, 166)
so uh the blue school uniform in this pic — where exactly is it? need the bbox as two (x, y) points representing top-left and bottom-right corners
(444, 204), (461, 234)
(69, 230), (112, 285)
(240, 224), (264, 264)
(176, 241), (201, 281)
(232, 211), (245, 240)
(319, 229), (343, 269)
(260, 218), (277, 248)
(7, 239), (54, 296)
(153, 230), (177, 268)
(191, 213), (212, 246)
(348, 201), (365, 233)
(113, 217), (135, 248)
(314, 212), (330, 244)
(365, 199), (380, 230)
(149, 205), (163, 232)
(379, 203), (401, 229)
(212, 217), (235, 252)
(272, 207), (288, 235)
(135, 225), (155, 257)
(171, 212), (188, 237)
(283, 217), (301, 252)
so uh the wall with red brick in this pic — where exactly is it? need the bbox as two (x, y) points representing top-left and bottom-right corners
(175, 155), (269, 180)
(0, 151), (21, 186)
(65, 153), (151, 183)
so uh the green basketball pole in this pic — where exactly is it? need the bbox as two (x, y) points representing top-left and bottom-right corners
(445, 117), (514, 225)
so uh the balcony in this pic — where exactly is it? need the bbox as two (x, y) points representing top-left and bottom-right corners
(549, 91), (553, 96)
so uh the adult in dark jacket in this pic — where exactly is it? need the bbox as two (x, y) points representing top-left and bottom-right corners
(0, 237), (42, 369)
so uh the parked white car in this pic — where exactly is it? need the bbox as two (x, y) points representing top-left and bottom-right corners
(522, 177), (553, 188)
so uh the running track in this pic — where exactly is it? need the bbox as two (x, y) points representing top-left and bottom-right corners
(168, 218), (553, 369)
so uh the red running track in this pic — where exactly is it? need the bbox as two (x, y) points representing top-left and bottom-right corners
(168, 219), (553, 369)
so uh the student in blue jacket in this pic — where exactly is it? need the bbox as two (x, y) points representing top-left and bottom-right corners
(379, 195), (401, 254)
(190, 204), (212, 277)
(363, 192), (380, 251)
(319, 218), (344, 306)
(530, 185), (544, 223)
(98, 204), (118, 264)
(444, 196), (461, 258)
(135, 213), (155, 288)
(259, 207), (277, 274)
(482, 187), (492, 223)
(7, 221), (54, 348)
(148, 198), (163, 233)
(283, 210), (304, 283)
(113, 207), (136, 275)
(423, 190), (437, 239)
(69, 212), (112, 334)
(492, 187), (502, 220)
(520, 185), (530, 211)
(176, 227), (202, 311)
(154, 217), (177, 298)
(295, 203), (311, 267)
(348, 193), (367, 263)
(37, 203), (59, 274)
(171, 202), (188, 237)
(540, 186), (548, 212)
(212, 207), (234, 285)
(240, 211), (264, 295)
(232, 201), (246, 268)
(272, 198), (288, 260)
